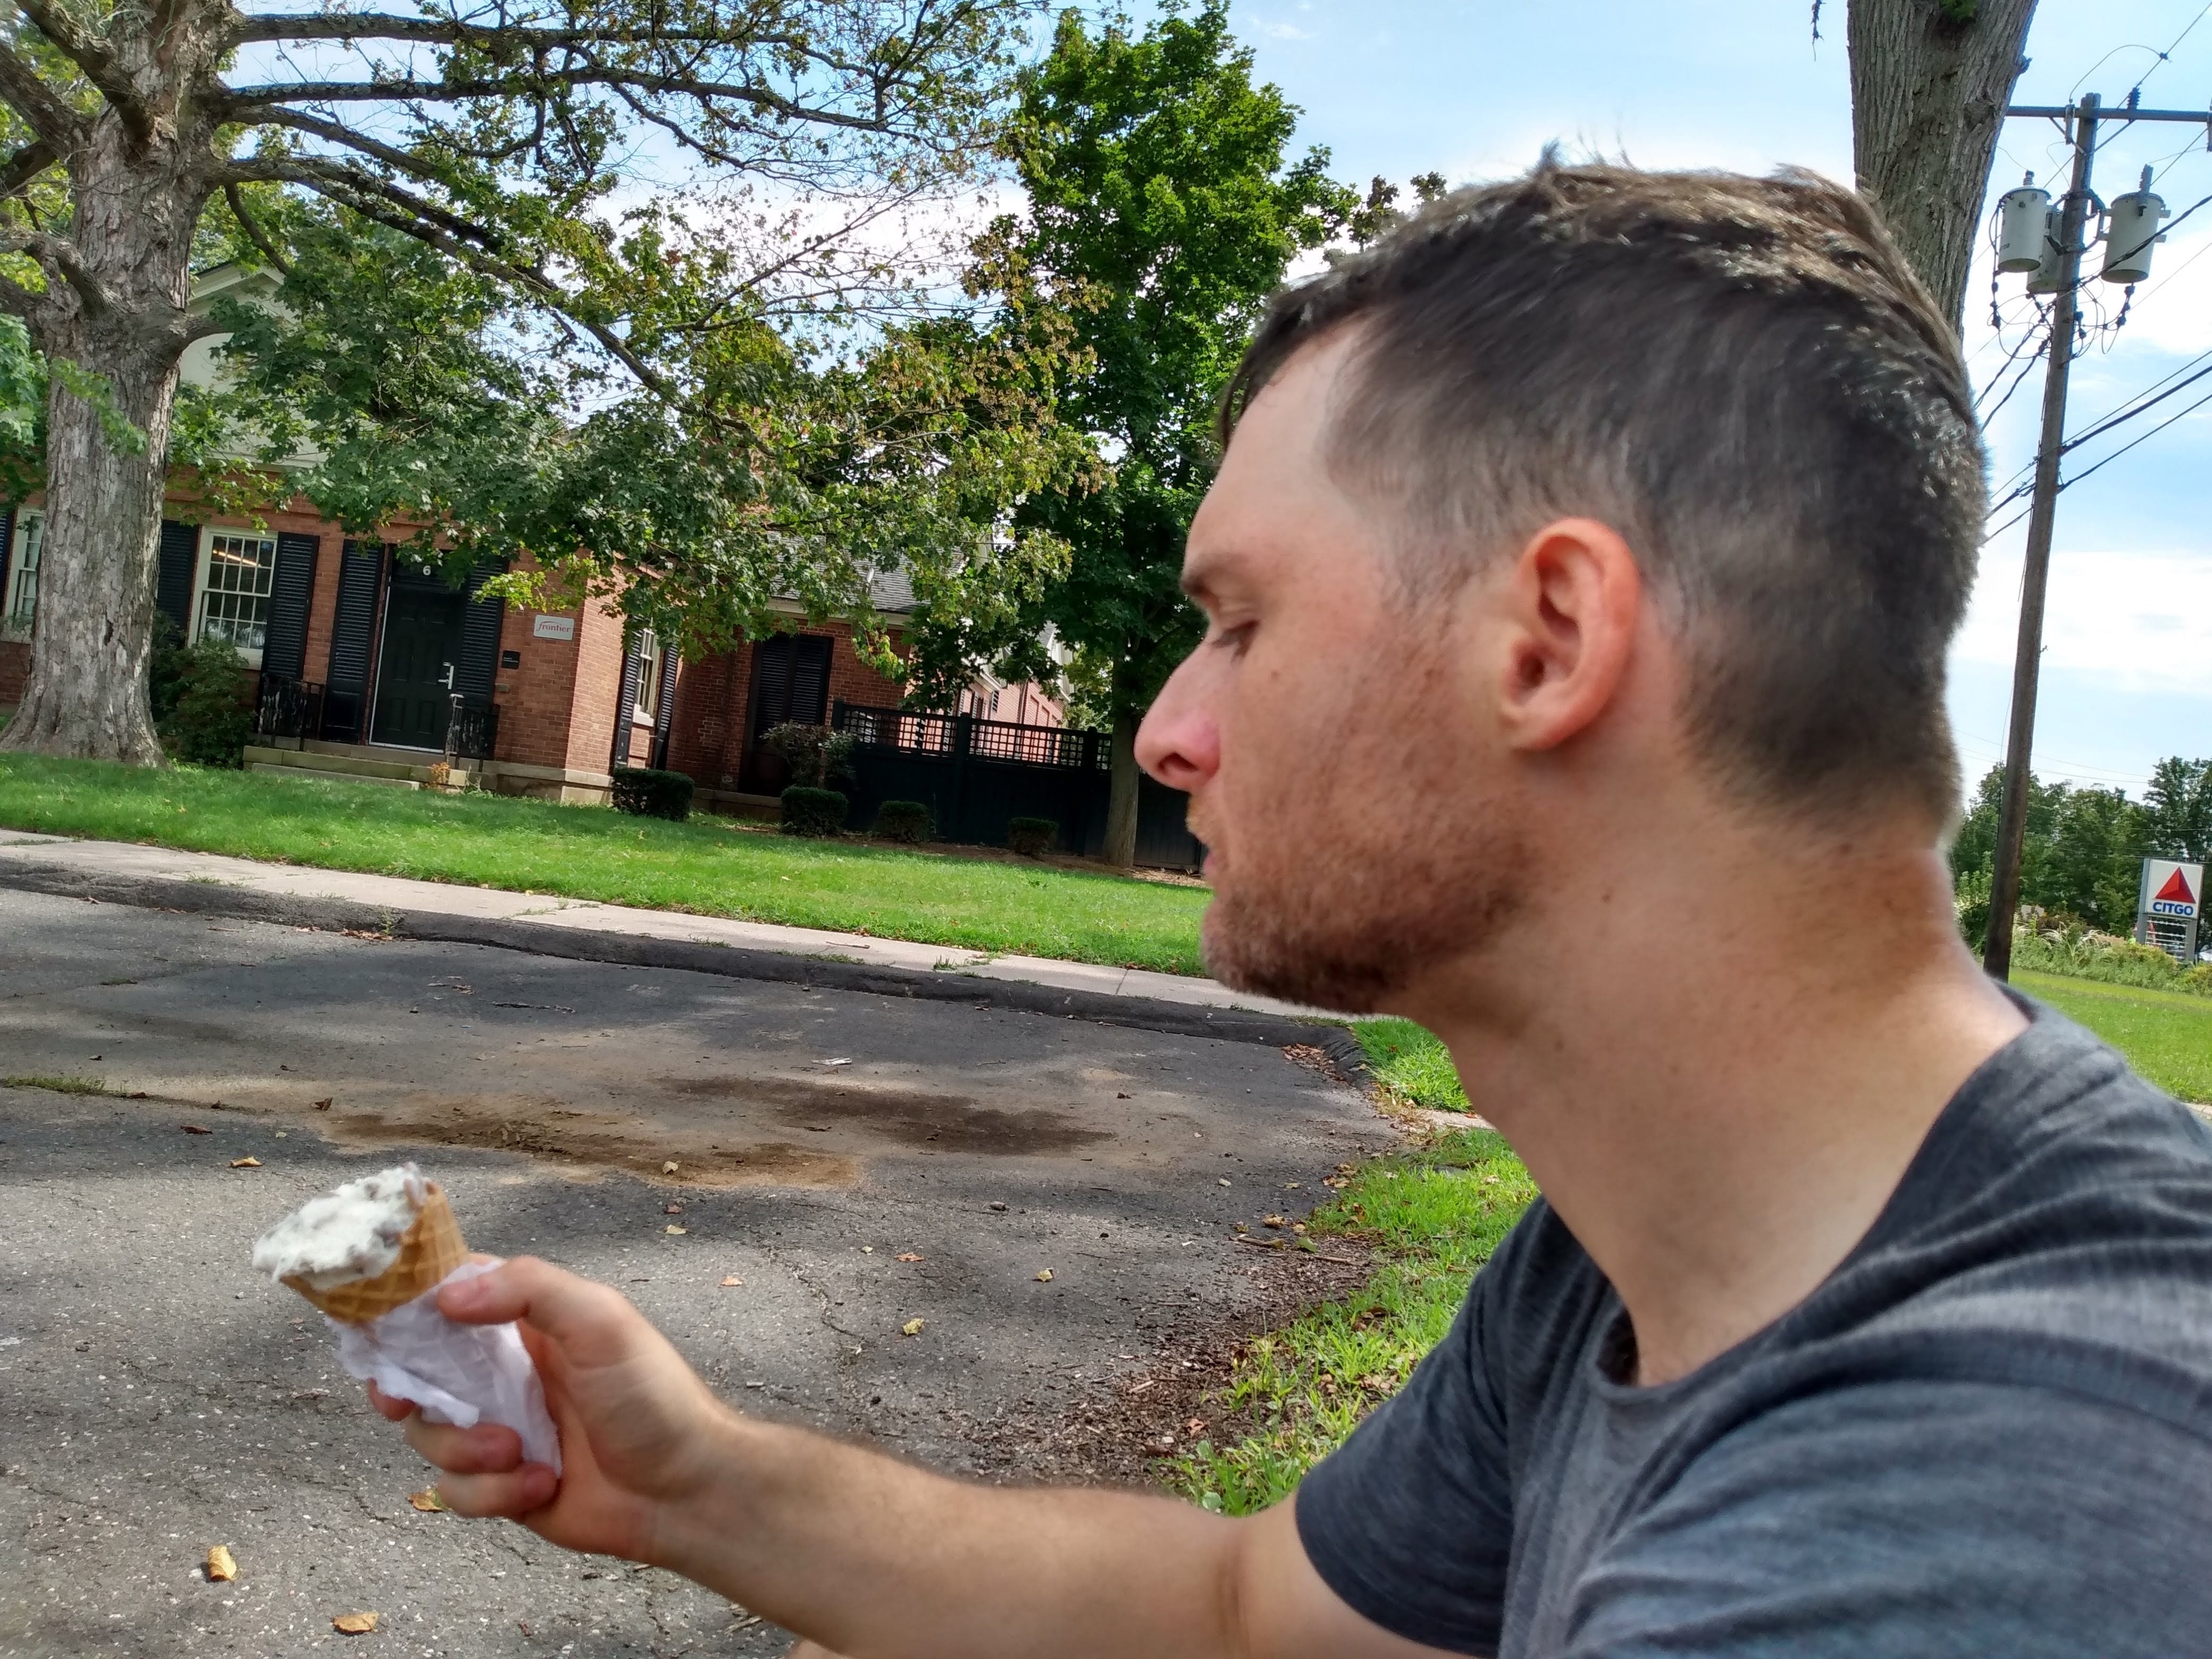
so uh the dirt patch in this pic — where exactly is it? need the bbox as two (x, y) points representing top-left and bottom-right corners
(328, 1105), (859, 1188)
(663, 1074), (1109, 1157)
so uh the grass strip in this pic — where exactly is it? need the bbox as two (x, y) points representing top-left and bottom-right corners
(2, 1075), (112, 1095)
(1353, 1017), (1470, 1112)
(1171, 1128), (1537, 1514)
(2016, 969), (2212, 1104)
(0, 755), (1212, 975)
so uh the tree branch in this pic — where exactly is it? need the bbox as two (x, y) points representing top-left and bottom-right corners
(224, 13), (780, 49)
(0, 137), (58, 199)
(223, 182), (291, 274)
(220, 68), (896, 132)
(0, 269), (53, 325)
(14, 0), (155, 147)
(0, 39), (89, 147)
(0, 226), (114, 317)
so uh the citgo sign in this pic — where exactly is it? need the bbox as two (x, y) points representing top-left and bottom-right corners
(2136, 859), (2204, 964)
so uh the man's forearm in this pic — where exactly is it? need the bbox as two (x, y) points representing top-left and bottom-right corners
(650, 1406), (1250, 1659)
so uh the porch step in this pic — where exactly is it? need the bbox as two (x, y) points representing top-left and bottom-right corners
(244, 744), (435, 784)
(248, 761), (422, 790)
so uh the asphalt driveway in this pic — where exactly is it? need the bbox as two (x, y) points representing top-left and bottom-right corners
(0, 886), (1389, 1657)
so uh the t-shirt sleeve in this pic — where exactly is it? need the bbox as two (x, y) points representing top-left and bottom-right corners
(1561, 1380), (2212, 1658)
(1294, 1253), (1520, 1656)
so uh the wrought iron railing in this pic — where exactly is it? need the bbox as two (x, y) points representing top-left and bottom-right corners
(833, 701), (1104, 771)
(254, 673), (325, 742)
(446, 696), (499, 762)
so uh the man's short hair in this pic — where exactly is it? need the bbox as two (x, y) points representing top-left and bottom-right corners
(1221, 159), (1985, 826)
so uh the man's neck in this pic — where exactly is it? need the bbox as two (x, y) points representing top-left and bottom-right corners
(1404, 823), (2026, 1387)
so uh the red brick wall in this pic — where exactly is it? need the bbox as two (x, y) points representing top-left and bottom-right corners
(0, 639), (26, 707)
(662, 622), (907, 791)
(491, 596), (586, 772)
(562, 591), (630, 776)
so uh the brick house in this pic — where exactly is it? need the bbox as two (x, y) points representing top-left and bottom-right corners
(0, 263), (929, 806)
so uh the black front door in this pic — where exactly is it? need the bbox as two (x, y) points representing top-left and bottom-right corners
(371, 583), (470, 749)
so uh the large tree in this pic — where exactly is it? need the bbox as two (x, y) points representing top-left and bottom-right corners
(0, 0), (1028, 762)
(1844, 0), (2039, 328)
(956, 2), (1350, 866)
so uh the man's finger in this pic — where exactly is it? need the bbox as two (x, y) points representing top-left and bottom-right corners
(401, 1415), (525, 1475)
(434, 1464), (558, 1520)
(366, 1381), (415, 1423)
(436, 1256), (639, 1363)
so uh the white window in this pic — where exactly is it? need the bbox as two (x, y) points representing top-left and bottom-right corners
(194, 530), (277, 662)
(5, 512), (40, 627)
(634, 629), (663, 723)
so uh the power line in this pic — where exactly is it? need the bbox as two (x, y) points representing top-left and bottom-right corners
(2060, 381), (2212, 490)
(2060, 350), (2212, 450)
(2127, 2), (2212, 103)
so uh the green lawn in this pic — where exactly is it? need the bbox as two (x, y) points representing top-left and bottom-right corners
(0, 754), (1212, 974)
(1172, 1128), (1537, 1515)
(2017, 970), (2212, 1104)
(1354, 1017), (1472, 1112)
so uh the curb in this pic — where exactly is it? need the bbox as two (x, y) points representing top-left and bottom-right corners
(0, 859), (1370, 1074)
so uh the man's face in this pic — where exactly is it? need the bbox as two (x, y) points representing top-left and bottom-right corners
(1136, 333), (1529, 1012)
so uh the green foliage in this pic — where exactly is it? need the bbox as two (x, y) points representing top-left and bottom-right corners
(610, 768), (695, 823)
(156, 637), (255, 767)
(873, 800), (934, 843)
(1950, 763), (2169, 941)
(0, 753), (1213, 971)
(0, 315), (146, 499)
(2010, 918), (2210, 996)
(1172, 1129), (1537, 1515)
(780, 785), (849, 837)
(146, 615), (190, 727)
(913, 2), (1354, 714)
(2142, 758), (2212, 864)
(763, 723), (857, 790)
(1354, 1019), (1472, 1112)
(1006, 815), (1059, 856)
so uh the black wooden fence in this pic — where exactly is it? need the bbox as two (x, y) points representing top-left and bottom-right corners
(831, 701), (1203, 869)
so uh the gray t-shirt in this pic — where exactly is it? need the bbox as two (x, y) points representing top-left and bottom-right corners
(1296, 1001), (2212, 1656)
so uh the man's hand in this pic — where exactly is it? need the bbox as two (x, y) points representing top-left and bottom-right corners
(368, 1255), (728, 1564)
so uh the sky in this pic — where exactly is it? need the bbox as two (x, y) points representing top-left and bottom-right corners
(1208, 0), (2212, 800)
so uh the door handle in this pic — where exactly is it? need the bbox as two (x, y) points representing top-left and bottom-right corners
(439, 663), (455, 690)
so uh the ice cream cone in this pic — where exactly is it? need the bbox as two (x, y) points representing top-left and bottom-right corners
(282, 1183), (468, 1325)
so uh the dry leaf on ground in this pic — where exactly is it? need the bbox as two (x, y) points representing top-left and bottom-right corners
(409, 1488), (448, 1513)
(665, 1224), (688, 1235)
(661, 1160), (680, 1174)
(180, 1124), (211, 1135)
(1262, 1214), (1286, 1228)
(718, 1274), (744, 1287)
(230, 1157), (261, 1169)
(895, 1253), (924, 1263)
(313, 1098), (332, 1110)
(333, 1612), (379, 1634)
(1034, 1269), (1054, 1282)
(901, 1318), (926, 1336)
(205, 1545), (236, 1582)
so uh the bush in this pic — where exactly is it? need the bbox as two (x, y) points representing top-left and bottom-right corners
(1007, 815), (1058, 857)
(147, 613), (189, 726)
(158, 634), (255, 767)
(763, 722), (856, 789)
(781, 785), (848, 837)
(873, 800), (932, 843)
(611, 767), (694, 822)
(2011, 920), (2211, 996)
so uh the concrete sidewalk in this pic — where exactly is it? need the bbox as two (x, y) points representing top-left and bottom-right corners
(0, 830), (1338, 1027)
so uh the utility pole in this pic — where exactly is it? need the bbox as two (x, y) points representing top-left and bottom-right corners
(1980, 91), (2212, 979)
(1983, 93), (2097, 981)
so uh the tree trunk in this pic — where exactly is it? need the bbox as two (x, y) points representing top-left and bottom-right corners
(1847, 0), (2039, 331)
(0, 112), (206, 765)
(1103, 709), (1141, 869)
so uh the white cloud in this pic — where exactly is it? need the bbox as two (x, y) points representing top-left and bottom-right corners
(1255, 19), (1315, 39)
(1955, 543), (2212, 696)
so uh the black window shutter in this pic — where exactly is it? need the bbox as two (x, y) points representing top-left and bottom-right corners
(792, 634), (832, 726)
(155, 520), (198, 632)
(750, 634), (794, 736)
(0, 506), (14, 617)
(322, 540), (384, 741)
(611, 647), (642, 767)
(457, 560), (505, 699)
(261, 532), (320, 680)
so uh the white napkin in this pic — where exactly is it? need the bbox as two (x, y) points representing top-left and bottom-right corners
(325, 1259), (562, 1472)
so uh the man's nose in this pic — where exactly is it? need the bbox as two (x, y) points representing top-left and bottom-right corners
(1135, 658), (1220, 792)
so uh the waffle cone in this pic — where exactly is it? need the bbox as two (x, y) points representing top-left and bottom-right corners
(283, 1184), (468, 1325)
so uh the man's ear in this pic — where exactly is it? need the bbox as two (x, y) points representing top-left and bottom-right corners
(1493, 517), (1642, 753)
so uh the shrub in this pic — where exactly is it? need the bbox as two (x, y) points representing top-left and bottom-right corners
(1007, 815), (1058, 857)
(781, 785), (848, 837)
(159, 634), (255, 767)
(763, 722), (856, 789)
(873, 800), (932, 843)
(611, 767), (694, 822)
(2012, 923), (2211, 996)
(147, 613), (189, 726)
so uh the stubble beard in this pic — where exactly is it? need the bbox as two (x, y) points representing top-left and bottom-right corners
(1198, 659), (1531, 1014)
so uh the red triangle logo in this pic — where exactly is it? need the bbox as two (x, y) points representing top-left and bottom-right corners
(2155, 867), (2198, 904)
